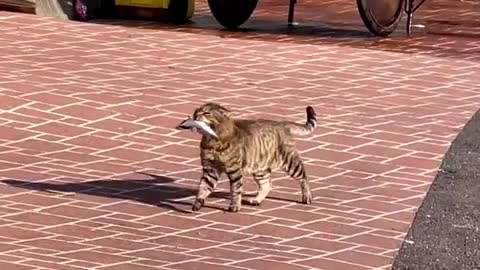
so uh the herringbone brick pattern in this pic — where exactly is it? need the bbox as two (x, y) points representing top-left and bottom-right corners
(0, 0), (479, 269)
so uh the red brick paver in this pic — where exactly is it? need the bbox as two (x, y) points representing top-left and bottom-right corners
(0, 0), (479, 269)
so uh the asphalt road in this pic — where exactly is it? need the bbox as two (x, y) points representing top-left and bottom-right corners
(393, 111), (480, 270)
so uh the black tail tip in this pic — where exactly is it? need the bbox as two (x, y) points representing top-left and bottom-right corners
(306, 106), (315, 116)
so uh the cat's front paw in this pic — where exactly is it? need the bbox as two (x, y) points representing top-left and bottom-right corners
(228, 204), (241, 212)
(302, 191), (313, 205)
(192, 198), (205, 211)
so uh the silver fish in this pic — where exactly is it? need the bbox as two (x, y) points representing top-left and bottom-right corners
(176, 118), (218, 138)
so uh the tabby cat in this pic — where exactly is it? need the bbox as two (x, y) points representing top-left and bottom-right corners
(176, 102), (317, 212)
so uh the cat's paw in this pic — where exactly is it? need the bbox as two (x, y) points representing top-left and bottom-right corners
(228, 205), (241, 212)
(192, 198), (205, 211)
(243, 198), (261, 206)
(302, 191), (313, 205)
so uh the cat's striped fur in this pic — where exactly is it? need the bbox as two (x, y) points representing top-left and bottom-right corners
(185, 102), (317, 212)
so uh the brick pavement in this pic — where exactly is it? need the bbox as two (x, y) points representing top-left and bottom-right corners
(139, 0), (480, 61)
(0, 0), (479, 269)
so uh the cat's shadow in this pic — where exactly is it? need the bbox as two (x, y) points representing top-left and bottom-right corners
(1, 172), (230, 214)
(2, 171), (300, 213)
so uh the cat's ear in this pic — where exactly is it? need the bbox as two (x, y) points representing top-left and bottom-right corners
(202, 102), (231, 118)
(217, 105), (231, 117)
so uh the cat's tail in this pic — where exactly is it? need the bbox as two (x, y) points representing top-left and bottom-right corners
(286, 106), (317, 136)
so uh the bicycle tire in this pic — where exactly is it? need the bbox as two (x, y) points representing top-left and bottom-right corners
(356, 0), (404, 36)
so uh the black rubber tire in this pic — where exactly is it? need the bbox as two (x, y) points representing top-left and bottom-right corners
(169, 0), (194, 23)
(356, 0), (404, 36)
(208, 0), (258, 28)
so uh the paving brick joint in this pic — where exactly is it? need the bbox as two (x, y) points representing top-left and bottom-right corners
(0, 0), (479, 269)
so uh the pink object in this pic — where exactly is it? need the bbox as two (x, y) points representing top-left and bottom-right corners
(75, 0), (88, 21)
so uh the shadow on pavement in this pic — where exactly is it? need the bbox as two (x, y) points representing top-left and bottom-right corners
(92, 15), (372, 39)
(1, 172), (230, 214)
(85, 0), (480, 61)
(1, 172), (303, 213)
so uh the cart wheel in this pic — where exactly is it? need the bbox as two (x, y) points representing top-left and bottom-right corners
(169, 0), (195, 23)
(208, 0), (258, 28)
(356, 0), (404, 36)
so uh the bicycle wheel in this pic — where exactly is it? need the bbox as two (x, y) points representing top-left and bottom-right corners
(356, 0), (404, 36)
(208, 0), (258, 28)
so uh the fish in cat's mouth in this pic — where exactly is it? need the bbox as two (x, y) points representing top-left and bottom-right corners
(176, 117), (218, 138)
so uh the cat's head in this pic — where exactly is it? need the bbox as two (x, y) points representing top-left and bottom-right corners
(176, 102), (233, 139)
(192, 102), (231, 127)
